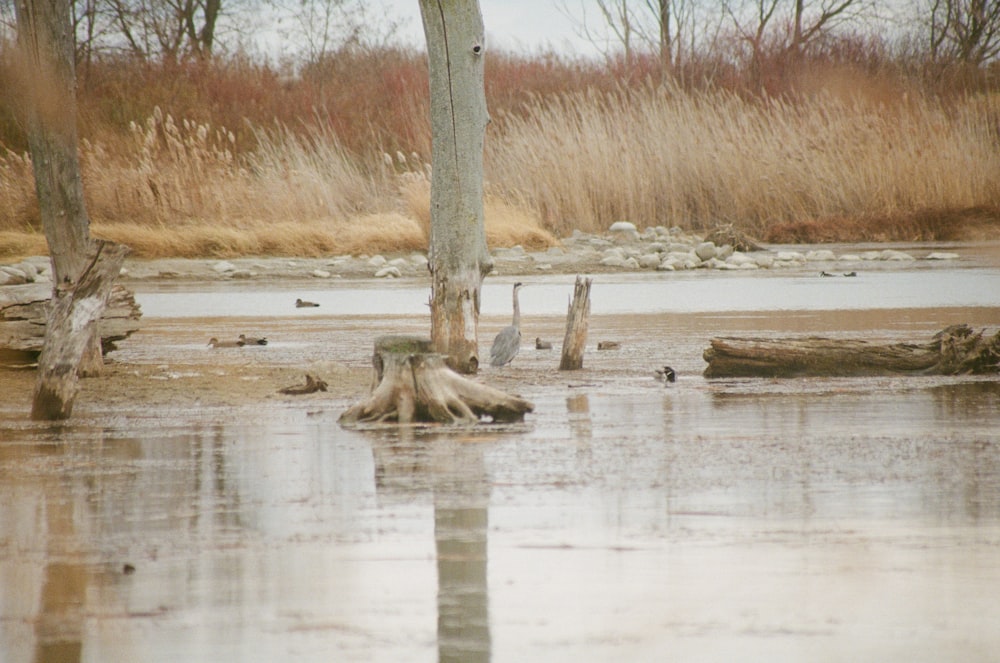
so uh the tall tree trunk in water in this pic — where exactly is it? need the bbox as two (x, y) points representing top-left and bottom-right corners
(15, 0), (128, 418)
(418, 0), (493, 374)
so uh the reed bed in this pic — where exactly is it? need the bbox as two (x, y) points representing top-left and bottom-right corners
(486, 84), (1000, 237)
(1, 83), (998, 259)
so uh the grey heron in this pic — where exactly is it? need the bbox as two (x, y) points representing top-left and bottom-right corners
(489, 282), (524, 367)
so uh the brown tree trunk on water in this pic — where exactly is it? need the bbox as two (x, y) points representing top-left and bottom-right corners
(15, 0), (129, 417)
(703, 324), (1000, 378)
(419, 0), (493, 374)
(559, 276), (593, 371)
(339, 336), (533, 425)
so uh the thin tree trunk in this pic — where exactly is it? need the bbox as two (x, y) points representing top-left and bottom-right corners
(419, 0), (493, 374)
(559, 276), (592, 371)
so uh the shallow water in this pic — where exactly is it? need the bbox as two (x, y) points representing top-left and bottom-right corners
(2, 258), (1000, 662)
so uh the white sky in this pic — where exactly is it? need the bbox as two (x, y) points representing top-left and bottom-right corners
(377, 0), (603, 57)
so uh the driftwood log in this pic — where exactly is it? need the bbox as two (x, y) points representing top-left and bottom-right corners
(1, 281), (141, 360)
(703, 324), (1000, 378)
(559, 276), (592, 370)
(340, 335), (534, 425)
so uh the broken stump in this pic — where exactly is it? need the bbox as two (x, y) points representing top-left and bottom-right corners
(559, 276), (592, 370)
(703, 324), (1000, 378)
(340, 335), (534, 425)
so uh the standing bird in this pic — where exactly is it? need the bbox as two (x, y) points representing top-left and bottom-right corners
(490, 282), (524, 367)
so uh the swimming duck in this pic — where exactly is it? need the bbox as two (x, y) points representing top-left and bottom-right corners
(208, 337), (243, 348)
(597, 341), (621, 350)
(655, 366), (677, 383)
(239, 334), (268, 346)
(295, 298), (320, 308)
(535, 337), (553, 350)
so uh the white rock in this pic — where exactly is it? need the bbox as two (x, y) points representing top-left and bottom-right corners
(694, 241), (717, 261)
(622, 257), (640, 270)
(726, 252), (755, 266)
(609, 221), (637, 233)
(880, 249), (915, 261)
(410, 253), (429, 265)
(838, 254), (861, 262)
(212, 260), (236, 273)
(656, 260), (676, 271)
(638, 253), (662, 269)
(805, 249), (837, 261)
(311, 269), (332, 278)
(389, 258), (409, 268)
(926, 252), (960, 260)
(368, 255), (387, 267)
(602, 247), (626, 261)
(600, 256), (629, 268)
(375, 266), (402, 278)
(715, 244), (734, 260)
(776, 251), (805, 262)
(754, 254), (775, 268)
(860, 251), (882, 261)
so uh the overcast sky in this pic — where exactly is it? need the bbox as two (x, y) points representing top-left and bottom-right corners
(377, 0), (603, 57)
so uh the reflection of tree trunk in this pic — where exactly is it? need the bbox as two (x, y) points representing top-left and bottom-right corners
(434, 444), (491, 663)
(31, 443), (87, 663)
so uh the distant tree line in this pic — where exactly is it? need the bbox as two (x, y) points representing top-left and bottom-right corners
(1, 0), (999, 71)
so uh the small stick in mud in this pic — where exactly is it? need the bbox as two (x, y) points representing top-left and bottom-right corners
(279, 373), (328, 395)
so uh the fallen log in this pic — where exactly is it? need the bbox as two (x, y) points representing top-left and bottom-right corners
(1, 281), (141, 358)
(340, 335), (534, 425)
(703, 324), (1000, 378)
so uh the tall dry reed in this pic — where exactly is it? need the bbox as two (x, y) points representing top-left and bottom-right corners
(486, 84), (1000, 236)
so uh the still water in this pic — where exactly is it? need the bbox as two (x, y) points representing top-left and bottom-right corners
(2, 261), (1000, 662)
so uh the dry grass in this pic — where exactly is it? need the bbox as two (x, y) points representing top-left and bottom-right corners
(2, 68), (999, 260)
(487, 82), (1000, 237)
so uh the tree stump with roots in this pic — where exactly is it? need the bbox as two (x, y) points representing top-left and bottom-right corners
(339, 335), (534, 426)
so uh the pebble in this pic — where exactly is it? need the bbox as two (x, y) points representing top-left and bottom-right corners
(926, 252), (959, 260)
(375, 266), (402, 278)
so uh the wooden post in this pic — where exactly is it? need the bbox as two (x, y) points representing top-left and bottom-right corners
(419, 0), (493, 374)
(559, 276), (592, 371)
(31, 240), (129, 419)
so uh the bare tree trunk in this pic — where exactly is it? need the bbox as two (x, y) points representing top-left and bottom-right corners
(419, 0), (493, 374)
(15, 0), (129, 418)
(559, 276), (592, 371)
(31, 241), (129, 420)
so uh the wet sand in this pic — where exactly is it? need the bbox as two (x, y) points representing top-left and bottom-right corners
(2, 257), (1000, 662)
